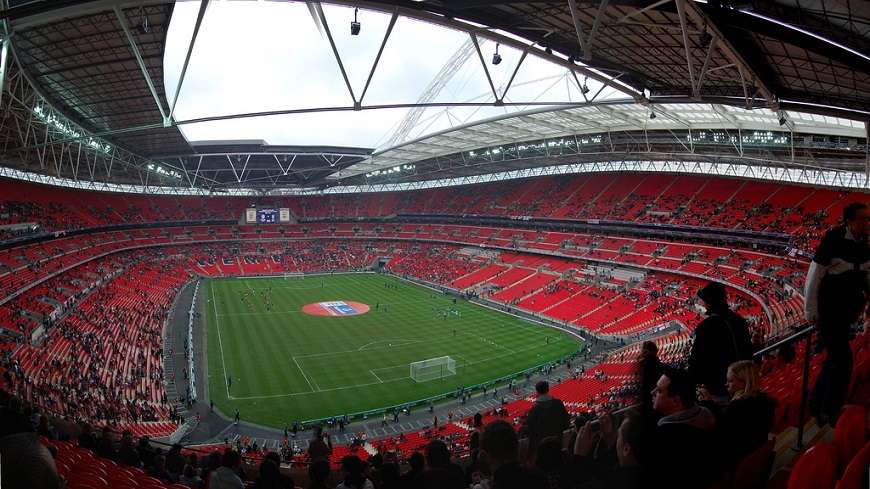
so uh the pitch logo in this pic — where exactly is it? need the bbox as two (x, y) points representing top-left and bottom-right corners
(302, 300), (370, 317)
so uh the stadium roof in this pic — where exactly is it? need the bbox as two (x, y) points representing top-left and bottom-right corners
(0, 0), (868, 192)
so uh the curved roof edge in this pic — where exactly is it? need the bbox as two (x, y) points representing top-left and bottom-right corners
(4, 158), (869, 196)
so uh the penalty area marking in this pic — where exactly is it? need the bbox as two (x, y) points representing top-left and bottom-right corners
(357, 339), (421, 351)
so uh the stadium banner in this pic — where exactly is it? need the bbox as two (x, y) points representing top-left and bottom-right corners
(279, 208), (291, 222)
(245, 208), (256, 223)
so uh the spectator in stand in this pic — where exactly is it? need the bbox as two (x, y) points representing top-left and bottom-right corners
(307, 459), (332, 489)
(401, 451), (425, 489)
(421, 439), (465, 489)
(480, 419), (546, 489)
(572, 413), (646, 489)
(715, 360), (775, 467)
(534, 436), (571, 489)
(95, 426), (117, 460)
(179, 463), (203, 489)
(209, 450), (244, 489)
(805, 202), (870, 425)
(337, 455), (374, 489)
(117, 430), (141, 467)
(77, 422), (96, 451)
(0, 433), (63, 489)
(522, 381), (570, 455)
(648, 367), (719, 489)
(688, 282), (753, 402)
(637, 341), (663, 413)
(253, 456), (293, 489)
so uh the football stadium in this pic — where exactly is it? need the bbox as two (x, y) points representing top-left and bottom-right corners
(0, 1), (869, 489)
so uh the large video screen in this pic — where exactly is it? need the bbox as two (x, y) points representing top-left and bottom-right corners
(256, 208), (279, 224)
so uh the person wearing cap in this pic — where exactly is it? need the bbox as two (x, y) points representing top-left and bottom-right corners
(687, 281), (753, 402)
(805, 202), (870, 424)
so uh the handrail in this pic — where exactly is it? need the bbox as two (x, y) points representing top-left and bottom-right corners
(753, 324), (814, 359)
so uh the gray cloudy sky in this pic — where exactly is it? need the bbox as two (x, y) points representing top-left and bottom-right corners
(164, 1), (625, 150)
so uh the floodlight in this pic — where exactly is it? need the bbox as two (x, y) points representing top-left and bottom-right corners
(699, 30), (712, 48)
(492, 43), (502, 65)
(137, 8), (149, 34)
(351, 8), (360, 35)
(581, 83), (590, 94)
(649, 110), (657, 120)
(778, 115), (787, 126)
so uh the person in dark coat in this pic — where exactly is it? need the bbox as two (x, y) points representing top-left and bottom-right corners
(805, 202), (870, 424)
(717, 360), (775, 466)
(688, 282), (753, 399)
(421, 440), (465, 489)
(648, 367), (721, 489)
(637, 341), (664, 412)
(480, 420), (546, 489)
(522, 381), (570, 455)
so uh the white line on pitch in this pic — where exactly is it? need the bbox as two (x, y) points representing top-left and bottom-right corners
(211, 284), (232, 401)
(292, 356), (319, 393)
(369, 370), (384, 383)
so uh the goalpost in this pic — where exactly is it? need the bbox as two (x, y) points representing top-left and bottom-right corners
(409, 356), (457, 383)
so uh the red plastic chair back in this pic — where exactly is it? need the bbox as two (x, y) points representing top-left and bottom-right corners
(734, 438), (775, 489)
(835, 440), (870, 489)
(834, 405), (868, 472)
(788, 443), (837, 489)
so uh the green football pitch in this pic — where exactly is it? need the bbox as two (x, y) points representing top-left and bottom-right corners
(203, 273), (581, 428)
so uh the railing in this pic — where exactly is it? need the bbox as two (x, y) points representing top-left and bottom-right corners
(752, 323), (815, 450)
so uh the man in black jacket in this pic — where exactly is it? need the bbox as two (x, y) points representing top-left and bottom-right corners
(805, 202), (870, 424)
(688, 282), (753, 400)
(521, 381), (570, 455)
(480, 420), (546, 489)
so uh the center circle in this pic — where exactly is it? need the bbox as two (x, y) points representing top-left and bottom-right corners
(302, 300), (371, 317)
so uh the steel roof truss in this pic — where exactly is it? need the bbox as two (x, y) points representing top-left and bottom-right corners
(112, 5), (166, 122)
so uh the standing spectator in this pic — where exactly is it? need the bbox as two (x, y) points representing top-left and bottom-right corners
(117, 431), (141, 467)
(209, 450), (244, 489)
(648, 368), (719, 489)
(688, 282), (753, 400)
(522, 381), (570, 455)
(636, 341), (663, 412)
(534, 436), (571, 489)
(253, 457), (293, 489)
(480, 420), (546, 489)
(805, 202), (870, 424)
(95, 426), (117, 460)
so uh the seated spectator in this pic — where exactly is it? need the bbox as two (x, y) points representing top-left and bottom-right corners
(209, 450), (244, 489)
(480, 419), (546, 489)
(179, 463), (203, 489)
(253, 456), (293, 489)
(117, 431), (141, 467)
(337, 455), (374, 489)
(521, 381), (570, 455)
(400, 451), (425, 488)
(573, 413), (646, 489)
(716, 360), (776, 466)
(648, 367), (720, 489)
(95, 426), (117, 460)
(534, 436), (571, 489)
(421, 439), (465, 489)
(308, 459), (332, 489)
(0, 433), (62, 489)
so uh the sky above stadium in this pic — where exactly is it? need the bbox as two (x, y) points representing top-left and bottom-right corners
(164, 1), (626, 150)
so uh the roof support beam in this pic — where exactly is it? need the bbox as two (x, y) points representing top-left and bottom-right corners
(673, 0), (696, 99)
(168, 0), (209, 124)
(113, 5), (167, 122)
(359, 10), (397, 105)
(469, 33), (500, 104)
(312, 3), (358, 107)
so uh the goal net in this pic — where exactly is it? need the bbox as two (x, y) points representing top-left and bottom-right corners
(409, 356), (456, 383)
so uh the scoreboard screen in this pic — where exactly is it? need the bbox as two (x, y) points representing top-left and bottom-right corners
(256, 208), (279, 223)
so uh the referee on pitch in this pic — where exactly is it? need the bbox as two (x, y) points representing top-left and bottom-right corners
(805, 202), (870, 424)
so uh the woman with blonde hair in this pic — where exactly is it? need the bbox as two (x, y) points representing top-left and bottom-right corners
(720, 360), (776, 466)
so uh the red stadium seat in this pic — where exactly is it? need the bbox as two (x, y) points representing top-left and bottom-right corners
(733, 438), (775, 489)
(788, 443), (837, 489)
(834, 405), (868, 472)
(835, 440), (870, 489)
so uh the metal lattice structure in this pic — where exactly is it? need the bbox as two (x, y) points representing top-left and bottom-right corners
(0, 0), (867, 192)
